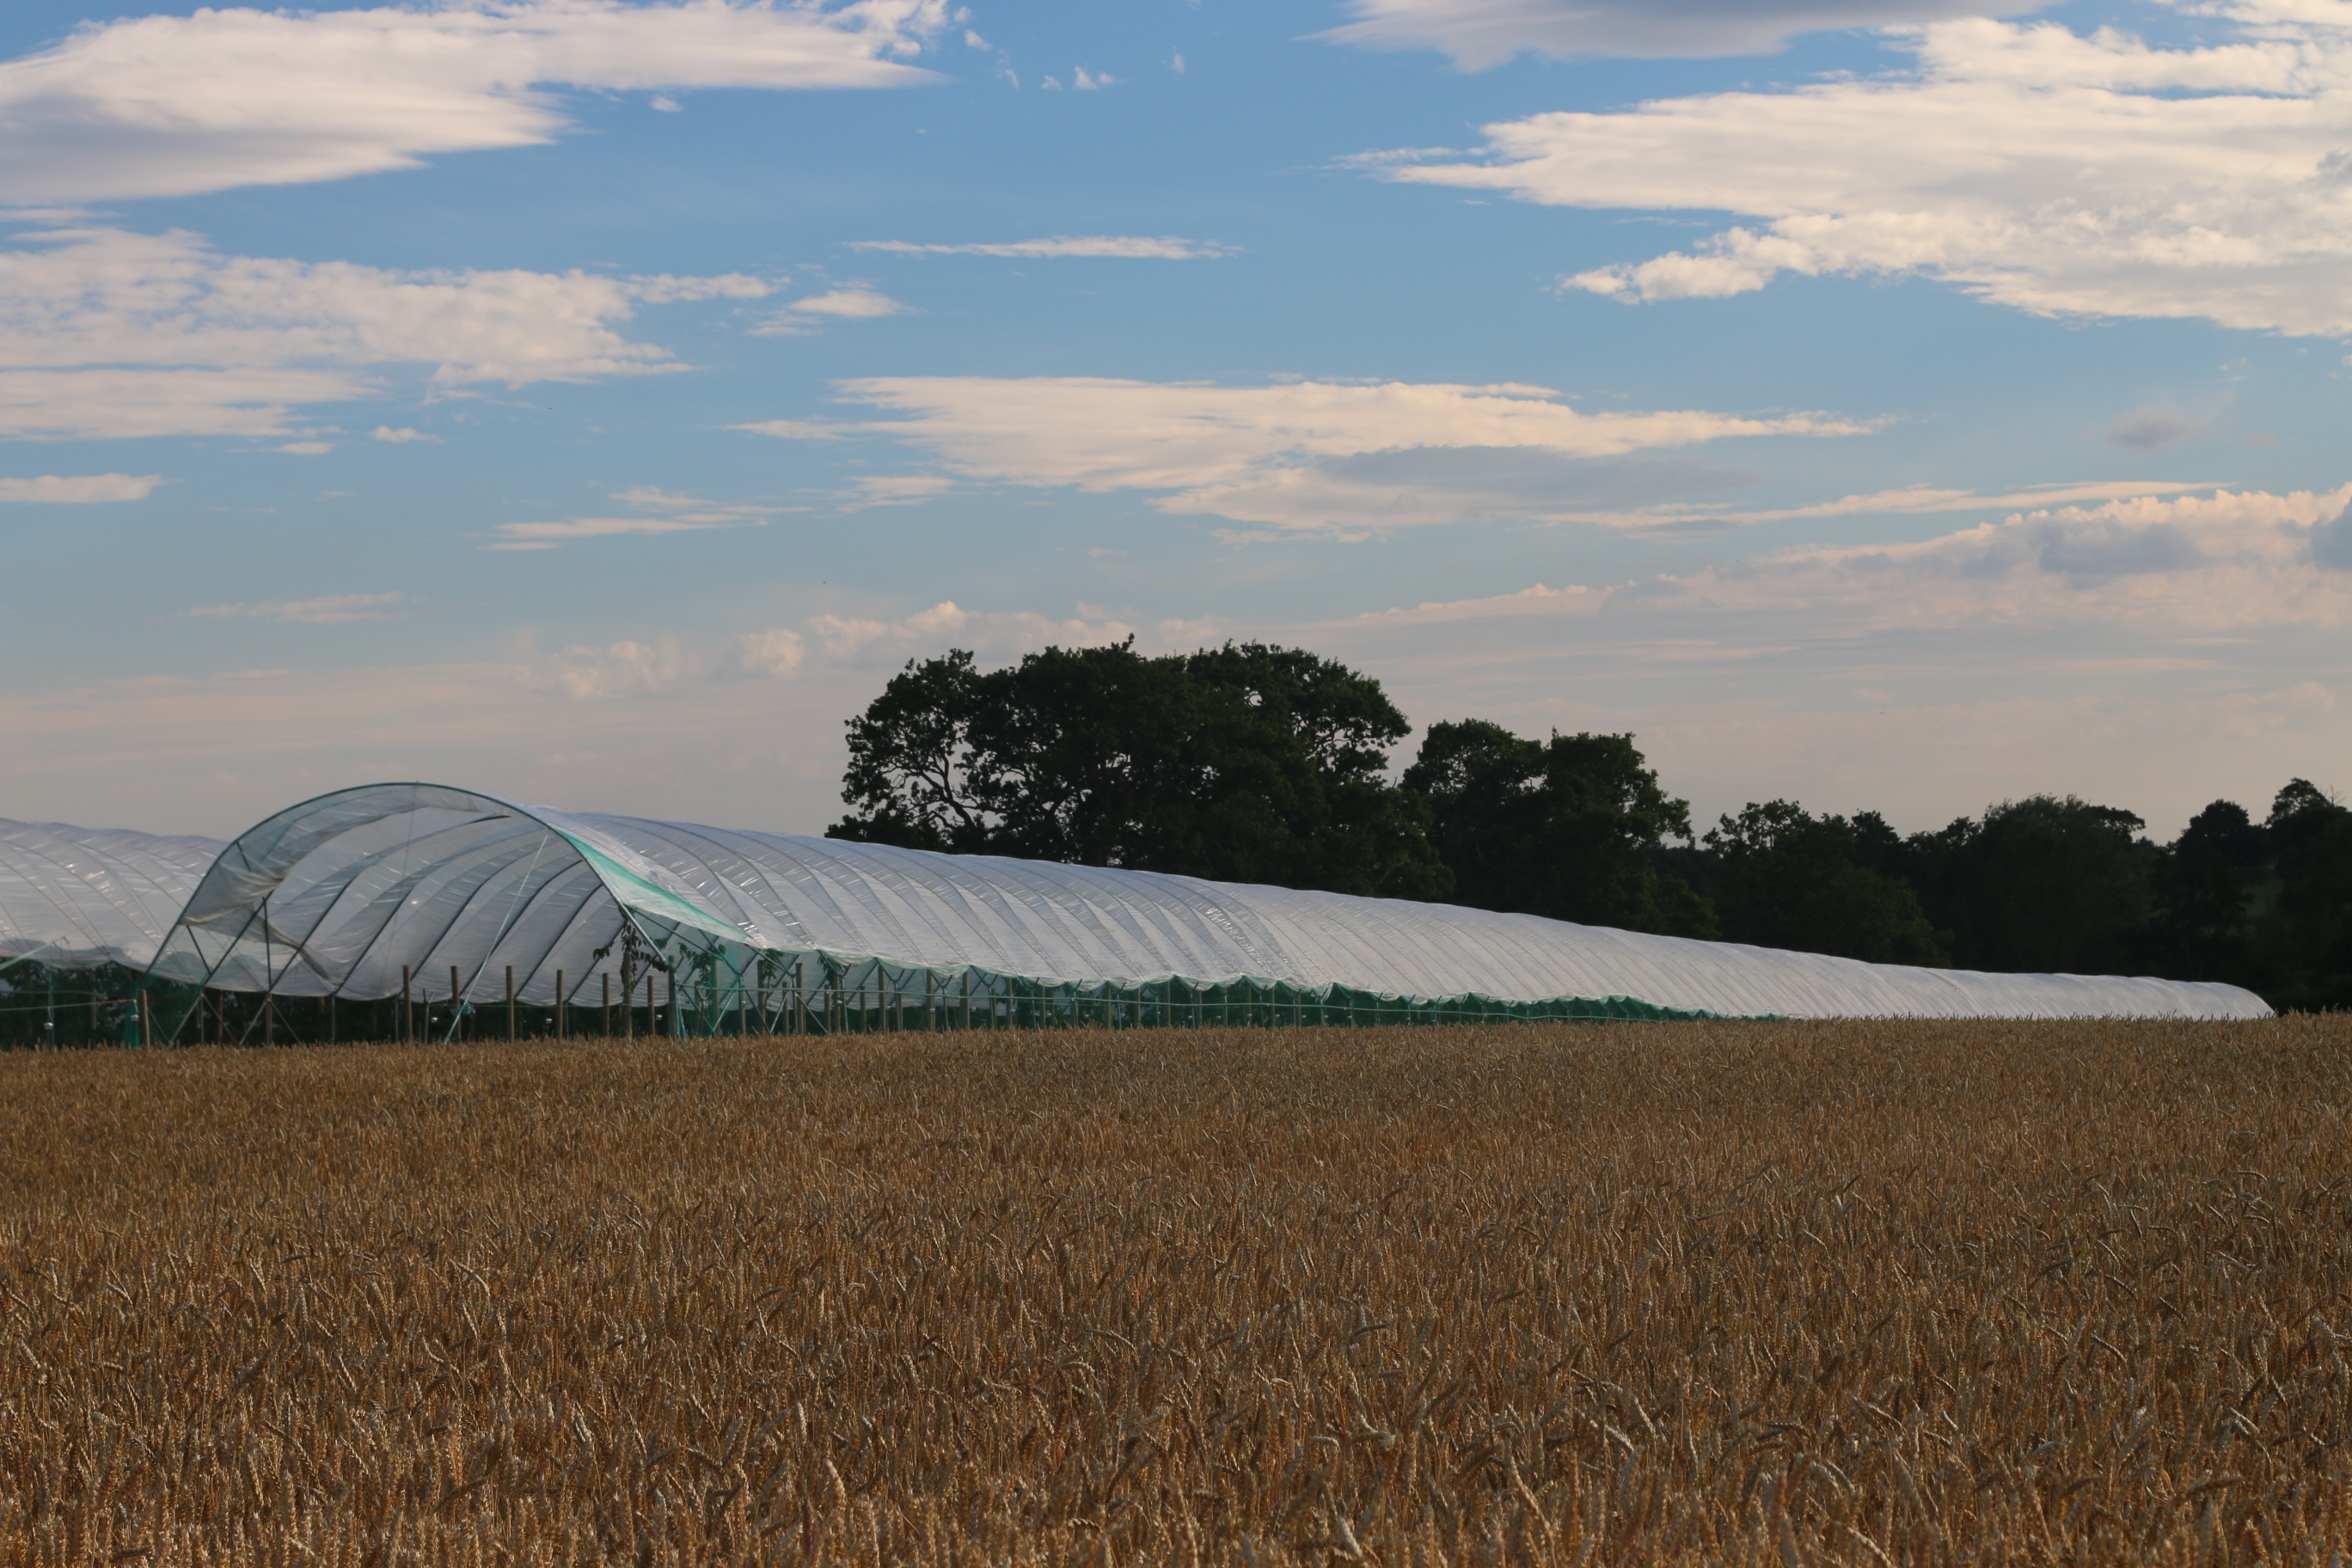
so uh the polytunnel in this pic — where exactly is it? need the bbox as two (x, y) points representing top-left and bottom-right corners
(143, 781), (2273, 1040)
(1, 818), (225, 971)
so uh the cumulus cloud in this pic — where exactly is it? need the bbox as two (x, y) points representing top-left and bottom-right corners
(547, 600), (1148, 695)
(0, 0), (948, 203)
(371, 426), (438, 444)
(1322, 0), (2043, 68)
(1371, 2), (2352, 335)
(487, 486), (775, 548)
(0, 223), (769, 438)
(187, 591), (407, 624)
(848, 236), (1235, 258)
(528, 635), (699, 698)
(0, 472), (162, 502)
(745, 376), (1865, 534)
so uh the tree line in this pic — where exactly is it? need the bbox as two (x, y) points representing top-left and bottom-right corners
(829, 640), (2351, 1010)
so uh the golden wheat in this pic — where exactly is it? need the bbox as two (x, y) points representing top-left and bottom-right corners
(0, 1018), (2346, 1565)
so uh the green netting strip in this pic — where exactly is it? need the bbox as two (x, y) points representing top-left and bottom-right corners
(630, 923), (1761, 1036)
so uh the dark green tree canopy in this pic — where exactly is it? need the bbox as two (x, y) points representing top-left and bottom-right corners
(1904, 795), (2153, 975)
(1700, 800), (1945, 965)
(1401, 721), (1712, 937)
(829, 640), (1445, 899)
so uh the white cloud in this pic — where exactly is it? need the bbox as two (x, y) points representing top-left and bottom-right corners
(0, 472), (161, 502)
(754, 285), (910, 333)
(1372, 3), (2352, 335)
(726, 418), (854, 440)
(848, 236), (1235, 259)
(277, 440), (334, 455)
(487, 485), (775, 548)
(0, 223), (769, 438)
(372, 426), (439, 444)
(529, 635), (699, 697)
(799, 600), (1142, 665)
(0, 0), (949, 203)
(842, 474), (953, 507)
(723, 628), (806, 678)
(756, 376), (1865, 533)
(187, 591), (407, 624)
(1072, 67), (1118, 89)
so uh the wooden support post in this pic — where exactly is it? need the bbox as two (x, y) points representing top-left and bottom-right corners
(402, 965), (413, 1043)
(505, 965), (516, 1042)
(602, 971), (610, 1038)
(450, 966), (462, 1042)
(136, 989), (150, 1050)
(556, 970), (567, 1039)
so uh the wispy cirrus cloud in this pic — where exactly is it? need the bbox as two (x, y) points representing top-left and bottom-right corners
(0, 0), (950, 204)
(744, 375), (1866, 534)
(187, 591), (407, 624)
(0, 222), (770, 438)
(1574, 478), (2231, 530)
(752, 285), (911, 335)
(1367, 2), (2352, 336)
(487, 486), (779, 549)
(848, 235), (1236, 259)
(0, 472), (162, 502)
(1321, 0), (2043, 67)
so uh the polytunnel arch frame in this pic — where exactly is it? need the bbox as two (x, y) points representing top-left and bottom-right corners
(136, 778), (2274, 1043)
(148, 782), (755, 1044)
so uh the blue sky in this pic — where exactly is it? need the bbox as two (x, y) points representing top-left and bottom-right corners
(2, 0), (2346, 840)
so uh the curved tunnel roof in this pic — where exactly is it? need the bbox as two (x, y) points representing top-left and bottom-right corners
(145, 781), (2271, 1020)
(0, 818), (226, 971)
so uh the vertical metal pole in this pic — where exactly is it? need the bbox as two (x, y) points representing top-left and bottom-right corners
(506, 965), (515, 1042)
(451, 965), (462, 1042)
(557, 970), (567, 1039)
(402, 965), (413, 1044)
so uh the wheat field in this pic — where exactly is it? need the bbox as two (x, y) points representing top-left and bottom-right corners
(0, 1018), (2346, 1565)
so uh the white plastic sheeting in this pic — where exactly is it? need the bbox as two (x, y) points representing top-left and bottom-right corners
(0, 818), (226, 970)
(148, 781), (2272, 1020)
